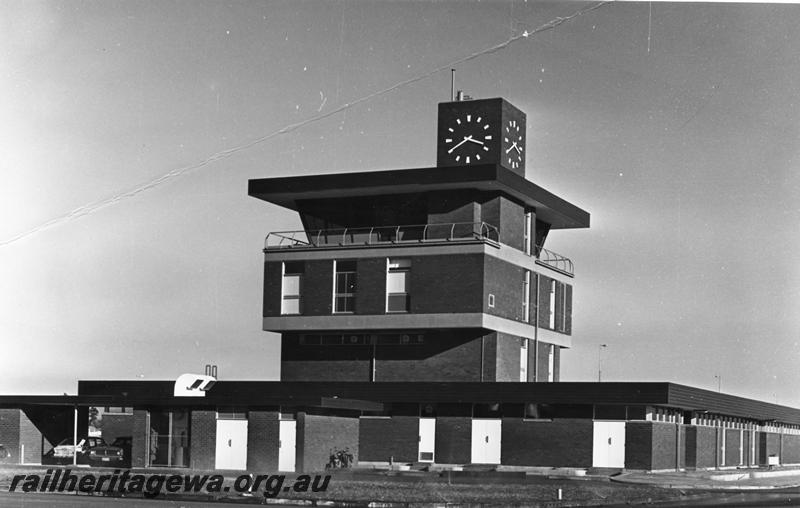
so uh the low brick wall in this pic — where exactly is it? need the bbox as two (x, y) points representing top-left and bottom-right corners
(246, 411), (280, 471)
(297, 413), (359, 472)
(0, 409), (21, 464)
(190, 410), (216, 470)
(358, 416), (418, 463)
(500, 418), (593, 468)
(435, 417), (471, 464)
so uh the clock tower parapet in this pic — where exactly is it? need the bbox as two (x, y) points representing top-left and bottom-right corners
(436, 97), (527, 176)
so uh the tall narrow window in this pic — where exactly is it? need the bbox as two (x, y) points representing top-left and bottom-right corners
(548, 280), (556, 329)
(522, 270), (531, 322)
(520, 339), (528, 382)
(281, 262), (303, 315)
(547, 344), (555, 382)
(523, 212), (533, 255)
(386, 259), (410, 312)
(333, 260), (357, 313)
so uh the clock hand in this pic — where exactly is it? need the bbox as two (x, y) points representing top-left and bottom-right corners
(505, 142), (517, 154)
(466, 137), (484, 146)
(448, 136), (470, 154)
(514, 144), (522, 155)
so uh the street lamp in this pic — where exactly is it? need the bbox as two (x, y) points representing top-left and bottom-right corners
(598, 344), (607, 382)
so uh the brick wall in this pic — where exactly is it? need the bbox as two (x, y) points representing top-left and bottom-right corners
(297, 413), (359, 472)
(190, 410), (216, 470)
(501, 418), (593, 467)
(686, 426), (718, 469)
(484, 255), (524, 321)
(481, 195), (525, 250)
(246, 411), (280, 471)
(264, 261), (282, 316)
(281, 334), (372, 381)
(759, 432), (781, 465)
(0, 409), (20, 464)
(724, 429), (742, 467)
(19, 411), (42, 464)
(303, 260), (334, 315)
(783, 434), (800, 464)
(356, 258), (387, 315)
(494, 332), (522, 382)
(426, 190), (482, 227)
(22, 406), (78, 452)
(624, 421), (685, 470)
(266, 254), (486, 318)
(358, 416), (418, 463)
(526, 341), (559, 382)
(99, 414), (133, 444)
(131, 410), (148, 468)
(376, 330), (486, 382)
(434, 417), (471, 464)
(284, 329), (492, 382)
(651, 422), (680, 470)
(410, 254), (484, 314)
(481, 333), (497, 382)
(624, 421), (653, 470)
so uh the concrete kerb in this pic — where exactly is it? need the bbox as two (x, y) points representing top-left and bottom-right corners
(612, 467), (800, 491)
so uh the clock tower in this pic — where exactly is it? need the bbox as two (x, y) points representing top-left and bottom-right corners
(436, 97), (527, 176)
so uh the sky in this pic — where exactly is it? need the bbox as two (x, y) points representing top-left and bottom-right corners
(2, 1), (799, 406)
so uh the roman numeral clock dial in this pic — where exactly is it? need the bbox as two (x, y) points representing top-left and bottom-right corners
(503, 120), (524, 170)
(444, 115), (492, 165)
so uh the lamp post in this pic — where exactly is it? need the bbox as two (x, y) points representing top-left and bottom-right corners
(597, 344), (607, 382)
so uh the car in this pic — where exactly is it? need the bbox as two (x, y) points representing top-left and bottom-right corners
(44, 437), (126, 467)
(0, 444), (11, 463)
(110, 436), (132, 467)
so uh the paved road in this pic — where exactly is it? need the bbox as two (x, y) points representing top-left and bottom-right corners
(608, 490), (800, 507)
(0, 492), (263, 507)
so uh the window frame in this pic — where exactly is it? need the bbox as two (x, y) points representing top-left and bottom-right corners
(333, 260), (357, 313)
(281, 262), (303, 315)
(386, 258), (411, 313)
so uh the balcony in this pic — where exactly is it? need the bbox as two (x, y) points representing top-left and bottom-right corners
(263, 222), (574, 276)
(264, 222), (500, 250)
(535, 246), (574, 277)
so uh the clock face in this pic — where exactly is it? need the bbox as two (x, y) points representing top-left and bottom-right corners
(443, 114), (492, 165)
(503, 119), (524, 170)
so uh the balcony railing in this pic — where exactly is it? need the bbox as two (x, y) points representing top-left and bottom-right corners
(535, 245), (574, 276)
(264, 222), (500, 250)
(263, 222), (574, 276)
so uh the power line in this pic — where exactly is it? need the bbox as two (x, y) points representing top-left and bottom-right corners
(1, 1), (611, 248)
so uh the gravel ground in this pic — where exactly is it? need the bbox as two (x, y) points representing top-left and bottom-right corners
(1, 467), (689, 506)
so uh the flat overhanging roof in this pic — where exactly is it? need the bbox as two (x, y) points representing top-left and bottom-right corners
(55, 380), (800, 425)
(248, 165), (590, 230)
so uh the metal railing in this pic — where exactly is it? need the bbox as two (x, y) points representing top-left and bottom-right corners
(535, 245), (574, 276)
(262, 222), (573, 276)
(264, 222), (500, 250)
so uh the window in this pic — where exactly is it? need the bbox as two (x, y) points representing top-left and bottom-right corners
(103, 406), (132, 414)
(557, 282), (567, 332)
(523, 212), (533, 255)
(386, 259), (410, 312)
(543, 277), (570, 333)
(149, 409), (190, 467)
(217, 408), (248, 420)
(281, 262), (303, 315)
(522, 270), (530, 322)
(334, 260), (357, 313)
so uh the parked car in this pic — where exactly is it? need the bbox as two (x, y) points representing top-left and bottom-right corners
(43, 437), (126, 466)
(110, 436), (132, 467)
(0, 444), (11, 463)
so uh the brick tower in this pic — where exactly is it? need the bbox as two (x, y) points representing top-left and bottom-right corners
(248, 96), (590, 384)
